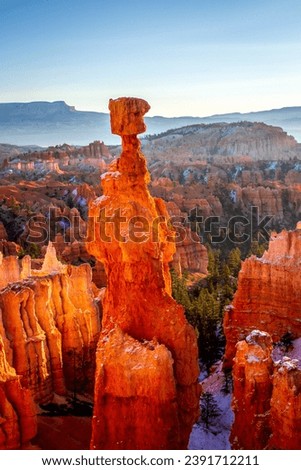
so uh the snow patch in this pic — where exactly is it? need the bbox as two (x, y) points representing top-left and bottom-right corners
(77, 196), (87, 207)
(266, 161), (278, 171)
(247, 354), (260, 363)
(293, 162), (301, 171)
(189, 362), (234, 450)
(95, 195), (109, 204)
(232, 165), (243, 181)
(101, 171), (121, 180)
(230, 189), (237, 203)
(278, 358), (299, 372)
(246, 330), (269, 345)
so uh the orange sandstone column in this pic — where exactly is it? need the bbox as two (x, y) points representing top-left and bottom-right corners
(87, 97), (200, 449)
(230, 330), (273, 449)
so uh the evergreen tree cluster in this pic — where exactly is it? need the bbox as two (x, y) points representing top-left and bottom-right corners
(171, 241), (267, 372)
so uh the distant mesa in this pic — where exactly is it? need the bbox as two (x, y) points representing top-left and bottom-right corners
(1, 100), (301, 146)
(142, 121), (301, 162)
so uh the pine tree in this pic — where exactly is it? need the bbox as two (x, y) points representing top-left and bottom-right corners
(248, 240), (268, 258)
(200, 392), (221, 430)
(227, 247), (241, 277)
(221, 370), (233, 395)
(171, 269), (196, 326)
(194, 289), (221, 371)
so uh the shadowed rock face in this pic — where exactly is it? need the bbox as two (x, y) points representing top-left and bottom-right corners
(87, 97), (200, 450)
(223, 225), (301, 369)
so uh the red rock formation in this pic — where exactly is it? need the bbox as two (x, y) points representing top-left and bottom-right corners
(171, 226), (208, 276)
(0, 241), (21, 256)
(87, 97), (200, 450)
(224, 225), (301, 369)
(231, 331), (301, 450)
(230, 330), (273, 450)
(92, 260), (107, 288)
(268, 358), (301, 449)
(0, 253), (21, 289)
(0, 222), (7, 240)
(0, 335), (37, 449)
(241, 186), (283, 220)
(0, 244), (101, 403)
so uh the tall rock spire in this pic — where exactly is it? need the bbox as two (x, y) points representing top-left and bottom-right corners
(87, 97), (200, 449)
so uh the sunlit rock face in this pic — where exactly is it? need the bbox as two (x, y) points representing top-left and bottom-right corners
(0, 253), (21, 289)
(87, 97), (200, 450)
(224, 224), (301, 369)
(230, 331), (301, 450)
(268, 358), (301, 450)
(225, 225), (301, 449)
(0, 244), (101, 404)
(0, 334), (37, 449)
(230, 330), (273, 450)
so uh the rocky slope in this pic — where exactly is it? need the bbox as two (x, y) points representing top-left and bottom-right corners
(87, 97), (200, 450)
(0, 176), (208, 279)
(224, 224), (301, 369)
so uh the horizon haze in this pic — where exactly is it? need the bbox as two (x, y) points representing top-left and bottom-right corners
(1, 100), (301, 146)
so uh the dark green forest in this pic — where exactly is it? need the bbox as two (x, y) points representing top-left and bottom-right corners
(171, 241), (267, 372)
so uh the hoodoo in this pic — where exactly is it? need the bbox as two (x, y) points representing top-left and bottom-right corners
(224, 225), (301, 369)
(225, 224), (301, 449)
(87, 97), (200, 449)
(230, 331), (301, 450)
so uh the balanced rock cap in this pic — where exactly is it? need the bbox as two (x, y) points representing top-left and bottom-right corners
(109, 97), (150, 136)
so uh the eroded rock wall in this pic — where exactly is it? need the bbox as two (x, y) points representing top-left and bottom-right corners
(230, 331), (273, 449)
(0, 245), (101, 403)
(231, 331), (301, 450)
(224, 226), (301, 369)
(0, 335), (37, 449)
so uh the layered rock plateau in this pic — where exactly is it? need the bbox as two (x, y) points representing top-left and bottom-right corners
(87, 97), (200, 449)
(0, 243), (101, 448)
(225, 225), (301, 449)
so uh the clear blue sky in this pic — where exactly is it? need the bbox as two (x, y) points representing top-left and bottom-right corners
(1, 0), (301, 116)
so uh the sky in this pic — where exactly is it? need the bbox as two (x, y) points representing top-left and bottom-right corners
(0, 0), (301, 116)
